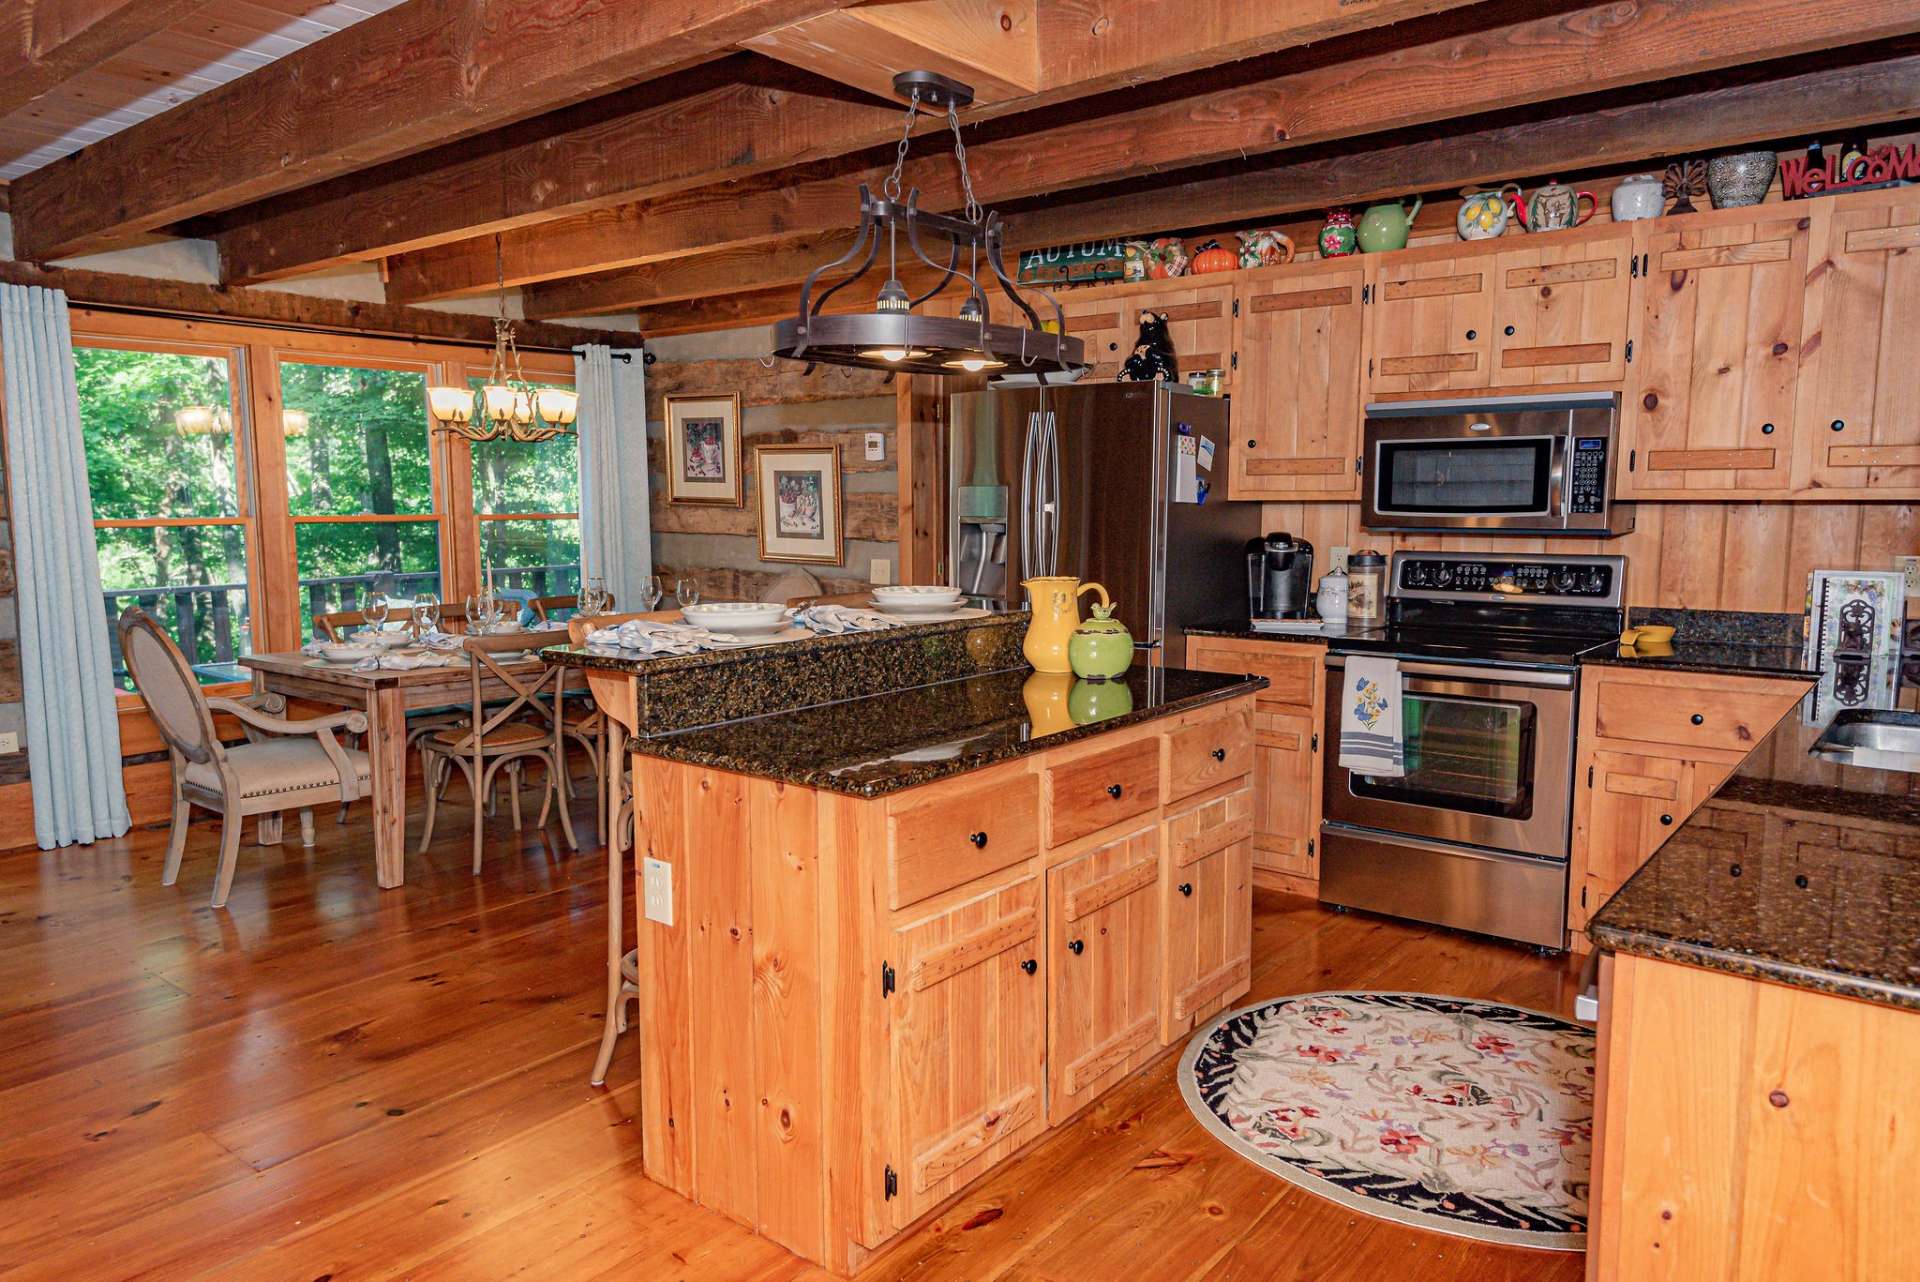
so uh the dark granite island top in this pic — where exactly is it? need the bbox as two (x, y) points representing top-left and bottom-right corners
(1589, 775), (1920, 1011)
(627, 665), (1266, 798)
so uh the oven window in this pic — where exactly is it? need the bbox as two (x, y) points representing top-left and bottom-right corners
(1375, 437), (1553, 514)
(1350, 694), (1536, 819)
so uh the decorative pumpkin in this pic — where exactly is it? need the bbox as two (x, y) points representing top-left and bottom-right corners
(1145, 236), (1188, 279)
(1189, 239), (1237, 275)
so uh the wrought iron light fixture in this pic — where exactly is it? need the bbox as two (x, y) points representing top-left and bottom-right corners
(771, 71), (1083, 378)
(425, 235), (579, 442)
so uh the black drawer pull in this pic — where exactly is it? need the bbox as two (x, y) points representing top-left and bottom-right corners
(1178, 882), (1193, 897)
(1068, 938), (1085, 955)
(1690, 713), (1704, 725)
(968, 831), (988, 848)
(1465, 328), (1477, 341)
(1504, 325), (1515, 336)
(1210, 747), (1226, 762)
(1761, 422), (1775, 435)
(1020, 958), (1037, 975)
(1794, 874), (1810, 889)
(1106, 783), (1123, 799)
(1830, 419), (1846, 432)
(1660, 813), (1674, 826)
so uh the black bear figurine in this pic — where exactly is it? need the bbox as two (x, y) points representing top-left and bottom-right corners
(1116, 309), (1178, 383)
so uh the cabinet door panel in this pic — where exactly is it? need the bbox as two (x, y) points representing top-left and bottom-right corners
(1164, 788), (1254, 1043)
(1046, 825), (1161, 1125)
(1231, 265), (1365, 499)
(1801, 193), (1920, 491)
(1571, 749), (1732, 932)
(1062, 284), (1232, 383)
(1368, 254), (1494, 394)
(1492, 234), (1631, 385)
(1624, 212), (1806, 493)
(888, 875), (1046, 1228)
(1252, 707), (1318, 878)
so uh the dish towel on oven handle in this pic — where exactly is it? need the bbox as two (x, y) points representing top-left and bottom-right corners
(1338, 655), (1405, 778)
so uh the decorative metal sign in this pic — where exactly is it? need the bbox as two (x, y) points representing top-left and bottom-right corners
(1780, 142), (1920, 199)
(1017, 239), (1127, 285)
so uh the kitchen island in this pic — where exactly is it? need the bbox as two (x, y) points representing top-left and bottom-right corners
(557, 630), (1265, 1275)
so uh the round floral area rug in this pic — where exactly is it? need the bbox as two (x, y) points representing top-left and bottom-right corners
(1180, 991), (1594, 1250)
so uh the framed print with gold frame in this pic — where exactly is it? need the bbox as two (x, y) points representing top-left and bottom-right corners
(664, 393), (743, 506)
(753, 443), (843, 565)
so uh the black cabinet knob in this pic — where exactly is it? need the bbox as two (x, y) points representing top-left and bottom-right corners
(969, 831), (988, 848)
(1068, 938), (1085, 955)
(1106, 783), (1123, 799)
(1795, 874), (1810, 889)
(1660, 813), (1674, 826)
(1761, 422), (1775, 435)
(1210, 747), (1226, 762)
(1020, 958), (1037, 975)
(1831, 419), (1846, 432)
(1465, 329), (1477, 341)
(1690, 713), (1704, 725)
(1504, 325), (1516, 336)
(1178, 882), (1193, 897)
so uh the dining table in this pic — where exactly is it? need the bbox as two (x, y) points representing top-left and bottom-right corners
(239, 646), (586, 888)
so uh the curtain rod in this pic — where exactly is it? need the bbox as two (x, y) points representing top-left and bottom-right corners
(568, 346), (655, 365)
(68, 298), (641, 356)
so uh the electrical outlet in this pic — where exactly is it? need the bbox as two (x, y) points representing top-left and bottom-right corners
(870, 558), (893, 585)
(1328, 545), (1351, 574)
(642, 857), (674, 926)
(0, 732), (17, 755)
(865, 431), (886, 462)
(1898, 555), (1920, 594)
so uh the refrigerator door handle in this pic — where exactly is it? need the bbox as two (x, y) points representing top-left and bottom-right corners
(1044, 410), (1061, 575)
(1019, 410), (1039, 578)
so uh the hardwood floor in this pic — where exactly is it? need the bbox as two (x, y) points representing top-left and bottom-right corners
(0, 792), (1588, 1281)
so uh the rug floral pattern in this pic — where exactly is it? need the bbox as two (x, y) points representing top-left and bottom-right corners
(1181, 992), (1594, 1250)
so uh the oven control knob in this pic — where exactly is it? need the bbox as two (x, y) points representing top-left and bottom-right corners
(1435, 565), (1454, 587)
(1552, 567), (1578, 593)
(1583, 568), (1607, 594)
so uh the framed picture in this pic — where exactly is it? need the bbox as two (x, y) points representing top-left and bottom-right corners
(753, 443), (843, 566)
(664, 393), (743, 506)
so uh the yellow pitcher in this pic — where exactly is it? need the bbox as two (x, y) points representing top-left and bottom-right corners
(1021, 576), (1110, 674)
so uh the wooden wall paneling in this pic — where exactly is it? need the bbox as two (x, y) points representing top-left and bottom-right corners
(896, 375), (944, 586)
(688, 766), (757, 1227)
(635, 757), (696, 1197)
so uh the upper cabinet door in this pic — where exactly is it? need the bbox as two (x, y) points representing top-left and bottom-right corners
(1229, 263), (1365, 500)
(1491, 231), (1632, 386)
(1367, 250), (1496, 395)
(1621, 209), (1808, 495)
(1058, 283), (1233, 385)
(1799, 191), (1920, 493)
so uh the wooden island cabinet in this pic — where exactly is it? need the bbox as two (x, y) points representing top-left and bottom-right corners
(627, 687), (1258, 1275)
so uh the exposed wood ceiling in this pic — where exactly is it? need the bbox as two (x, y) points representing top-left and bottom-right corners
(3, 0), (1919, 336)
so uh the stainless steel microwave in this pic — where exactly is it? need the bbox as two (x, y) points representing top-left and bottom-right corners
(1360, 392), (1633, 536)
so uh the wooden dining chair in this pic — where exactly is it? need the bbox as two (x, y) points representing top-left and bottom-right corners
(417, 629), (578, 872)
(316, 603), (471, 640)
(119, 608), (370, 909)
(529, 592), (615, 623)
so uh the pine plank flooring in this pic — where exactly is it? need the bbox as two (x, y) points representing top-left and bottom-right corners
(0, 792), (1588, 1281)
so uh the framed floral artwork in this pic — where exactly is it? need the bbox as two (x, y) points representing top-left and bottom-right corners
(664, 393), (743, 506)
(753, 443), (842, 565)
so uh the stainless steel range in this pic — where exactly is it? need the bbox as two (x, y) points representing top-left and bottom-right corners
(1320, 552), (1627, 949)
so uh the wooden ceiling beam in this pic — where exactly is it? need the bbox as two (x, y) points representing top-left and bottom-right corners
(0, 0), (212, 119)
(744, 1), (1043, 107)
(10, 0), (865, 261)
(260, 0), (1493, 294)
(401, 0), (1920, 304)
(615, 49), (1920, 332)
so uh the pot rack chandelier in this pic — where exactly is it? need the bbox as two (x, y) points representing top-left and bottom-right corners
(771, 71), (1084, 378)
(425, 235), (579, 442)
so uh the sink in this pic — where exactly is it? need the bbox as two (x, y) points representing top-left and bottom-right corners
(1809, 709), (1920, 772)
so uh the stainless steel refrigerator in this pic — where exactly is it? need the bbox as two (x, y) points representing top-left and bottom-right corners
(948, 382), (1258, 667)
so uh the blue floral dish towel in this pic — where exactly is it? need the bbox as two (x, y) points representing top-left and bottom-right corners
(1338, 656), (1404, 777)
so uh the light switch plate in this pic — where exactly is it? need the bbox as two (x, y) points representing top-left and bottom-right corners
(1328, 546), (1351, 574)
(642, 857), (673, 926)
(0, 732), (17, 755)
(1897, 555), (1920, 594)
(865, 431), (886, 462)
(870, 558), (893, 585)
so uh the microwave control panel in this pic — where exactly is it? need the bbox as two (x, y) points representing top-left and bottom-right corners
(1568, 436), (1610, 514)
(1397, 557), (1617, 600)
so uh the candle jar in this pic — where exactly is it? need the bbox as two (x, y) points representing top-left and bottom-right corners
(1348, 550), (1388, 623)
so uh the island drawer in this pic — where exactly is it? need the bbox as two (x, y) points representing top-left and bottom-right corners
(1166, 704), (1253, 803)
(888, 773), (1041, 909)
(1590, 672), (1797, 755)
(1044, 737), (1161, 847)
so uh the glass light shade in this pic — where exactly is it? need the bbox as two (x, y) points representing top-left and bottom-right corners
(173, 405), (230, 435)
(481, 383), (522, 424)
(533, 387), (578, 426)
(942, 353), (1007, 372)
(858, 346), (932, 363)
(282, 409), (310, 438)
(426, 385), (474, 424)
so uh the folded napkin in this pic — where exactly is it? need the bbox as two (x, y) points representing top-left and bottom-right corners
(584, 619), (734, 656)
(352, 652), (455, 672)
(789, 605), (897, 635)
(420, 630), (463, 650)
(1338, 656), (1404, 778)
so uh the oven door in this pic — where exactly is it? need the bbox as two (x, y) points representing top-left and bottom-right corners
(1322, 656), (1576, 858)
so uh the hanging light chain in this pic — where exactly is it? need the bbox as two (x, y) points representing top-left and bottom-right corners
(882, 87), (920, 201)
(946, 102), (981, 224)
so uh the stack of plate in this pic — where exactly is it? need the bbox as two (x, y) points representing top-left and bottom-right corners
(681, 601), (790, 637)
(871, 585), (967, 619)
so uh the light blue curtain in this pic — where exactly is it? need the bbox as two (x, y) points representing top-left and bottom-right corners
(575, 345), (651, 608)
(0, 285), (128, 849)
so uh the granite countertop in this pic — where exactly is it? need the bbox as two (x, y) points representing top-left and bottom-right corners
(1579, 640), (1819, 679)
(542, 609), (1019, 677)
(628, 665), (1266, 799)
(1589, 775), (1920, 1011)
(1187, 619), (1387, 645)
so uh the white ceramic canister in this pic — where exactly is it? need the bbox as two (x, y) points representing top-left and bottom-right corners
(1315, 569), (1349, 624)
(1610, 173), (1665, 222)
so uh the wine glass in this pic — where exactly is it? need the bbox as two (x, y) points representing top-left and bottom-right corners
(582, 576), (608, 617)
(675, 577), (701, 610)
(643, 575), (664, 612)
(363, 591), (390, 634)
(412, 591), (440, 637)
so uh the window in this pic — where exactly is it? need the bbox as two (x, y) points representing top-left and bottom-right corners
(280, 358), (443, 637)
(468, 370), (581, 603)
(74, 342), (253, 689)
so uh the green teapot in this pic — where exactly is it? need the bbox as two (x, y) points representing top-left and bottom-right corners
(1068, 603), (1134, 680)
(1357, 195), (1423, 253)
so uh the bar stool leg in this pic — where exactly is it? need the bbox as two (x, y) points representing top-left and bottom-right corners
(590, 722), (631, 1086)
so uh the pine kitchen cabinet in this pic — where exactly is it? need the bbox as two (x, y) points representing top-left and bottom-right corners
(1057, 277), (1233, 384)
(612, 666), (1259, 1275)
(1228, 259), (1366, 500)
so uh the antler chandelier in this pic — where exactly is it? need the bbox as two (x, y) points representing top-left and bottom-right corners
(425, 235), (579, 442)
(771, 71), (1083, 378)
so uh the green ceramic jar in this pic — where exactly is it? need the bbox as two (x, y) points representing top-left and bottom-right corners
(1068, 604), (1134, 680)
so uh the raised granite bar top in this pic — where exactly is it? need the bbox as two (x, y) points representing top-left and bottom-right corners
(626, 665), (1265, 799)
(1589, 775), (1920, 1011)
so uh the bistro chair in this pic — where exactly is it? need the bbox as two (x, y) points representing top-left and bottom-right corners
(316, 602), (471, 641)
(416, 629), (577, 872)
(118, 608), (370, 909)
(531, 593), (615, 823)
(529, 592), (616, 623)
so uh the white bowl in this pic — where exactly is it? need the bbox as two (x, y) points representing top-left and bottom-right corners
(682, 601), (788, 634)
(872, 585), (962, 601)
(874, 596), (966, 617)
(351, 629), (414, 649)
(318, 644), (378, 663)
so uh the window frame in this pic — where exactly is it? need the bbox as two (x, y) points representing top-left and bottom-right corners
(460, 358), (582, 602)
